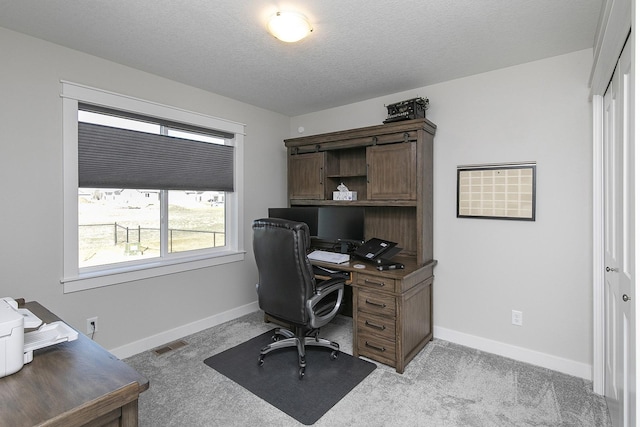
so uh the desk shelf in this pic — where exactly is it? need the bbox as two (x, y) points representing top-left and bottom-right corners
(285, 118), (435, 265)
(290, 199), (418, 207)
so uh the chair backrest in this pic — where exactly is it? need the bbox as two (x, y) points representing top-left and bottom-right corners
(252, 218), (315, 325)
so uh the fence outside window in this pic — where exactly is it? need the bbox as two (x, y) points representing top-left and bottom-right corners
(80, 222), (225, 256)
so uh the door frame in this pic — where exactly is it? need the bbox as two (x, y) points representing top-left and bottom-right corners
(589, 0), (632, 396)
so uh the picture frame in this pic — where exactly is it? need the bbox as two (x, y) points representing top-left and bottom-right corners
(457, 162), (536, 221)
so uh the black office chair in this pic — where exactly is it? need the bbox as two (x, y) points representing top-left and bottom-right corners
(252, 218), (345, 379)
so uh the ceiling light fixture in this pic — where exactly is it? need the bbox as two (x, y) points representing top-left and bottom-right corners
(267, 11), (312, 43)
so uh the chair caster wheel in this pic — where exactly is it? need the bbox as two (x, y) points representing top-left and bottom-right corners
(258, 355), (264, 366)
(330, 351), (338, 360)
(299, 367), (305, 379)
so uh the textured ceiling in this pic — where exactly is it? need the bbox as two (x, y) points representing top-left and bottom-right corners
(0, 0), (603, 116)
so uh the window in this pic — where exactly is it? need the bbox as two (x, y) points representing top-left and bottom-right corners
(62, 82), (245, 292)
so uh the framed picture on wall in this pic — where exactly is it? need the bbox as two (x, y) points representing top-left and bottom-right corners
(457, 162), (536, 221)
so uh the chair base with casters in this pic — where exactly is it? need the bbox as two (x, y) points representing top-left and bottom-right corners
(258, 325), (340, 379)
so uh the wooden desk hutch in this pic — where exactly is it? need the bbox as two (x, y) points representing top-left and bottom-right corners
(283, 118), (437, 373)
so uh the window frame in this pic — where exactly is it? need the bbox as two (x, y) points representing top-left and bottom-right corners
(61, 81), (245, 293)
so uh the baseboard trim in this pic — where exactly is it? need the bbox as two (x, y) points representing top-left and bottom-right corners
(434, 326), (592, 380)
(109, 301), (260, 359)
(110, 307), (592, 380)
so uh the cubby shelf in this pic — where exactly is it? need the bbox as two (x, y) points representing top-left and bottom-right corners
(290, 199), (418, 207)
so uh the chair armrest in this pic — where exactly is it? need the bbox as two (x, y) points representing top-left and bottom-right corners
(307, 278), (345, 329)
(314, 277), (344, 294)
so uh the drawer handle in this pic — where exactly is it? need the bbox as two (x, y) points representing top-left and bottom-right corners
(365, 341), (386, 352)
(365, 299), (386, 308)
(365, 320), (386, 330)
(364, 279), (385, 287)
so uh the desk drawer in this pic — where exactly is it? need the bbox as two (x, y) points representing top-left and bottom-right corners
(357, 312), (395, 342)
(357, 334), (396, 366)
(357, 289), (396, 317)
(356, 273), (397, 293)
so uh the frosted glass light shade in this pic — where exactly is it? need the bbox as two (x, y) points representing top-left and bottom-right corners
(268, 11), (312, 42)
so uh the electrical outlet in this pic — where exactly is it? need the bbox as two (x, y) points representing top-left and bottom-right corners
(511, 310), (523, 326)
(86, 316), (98, 335)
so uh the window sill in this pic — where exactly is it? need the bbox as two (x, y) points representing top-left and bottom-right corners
(61, 250), (245, 293)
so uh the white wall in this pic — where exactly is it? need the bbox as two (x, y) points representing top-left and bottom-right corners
(291, 49), (594, 378)
(1, 25), (595, 378)
(0, 27), (289, 352)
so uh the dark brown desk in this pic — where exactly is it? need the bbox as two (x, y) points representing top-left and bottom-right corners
(0, 301), (148, 427)
(313, 256), (435, 373)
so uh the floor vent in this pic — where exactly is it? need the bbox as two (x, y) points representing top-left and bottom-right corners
(153, 340), (188, 355)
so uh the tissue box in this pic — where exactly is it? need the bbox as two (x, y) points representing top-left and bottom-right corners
(333, 191), (357, 201)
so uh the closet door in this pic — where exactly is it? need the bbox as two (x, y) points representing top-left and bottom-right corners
(603, 38), (634, 427)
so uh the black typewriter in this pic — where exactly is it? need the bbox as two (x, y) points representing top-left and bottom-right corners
(383, 97), (429, 123)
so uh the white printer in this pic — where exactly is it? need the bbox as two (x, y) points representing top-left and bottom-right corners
(0, 297), (78, 378)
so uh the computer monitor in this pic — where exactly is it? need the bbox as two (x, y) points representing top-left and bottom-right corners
(317, 207), (365, 243)
(268, 207), (319, 236)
